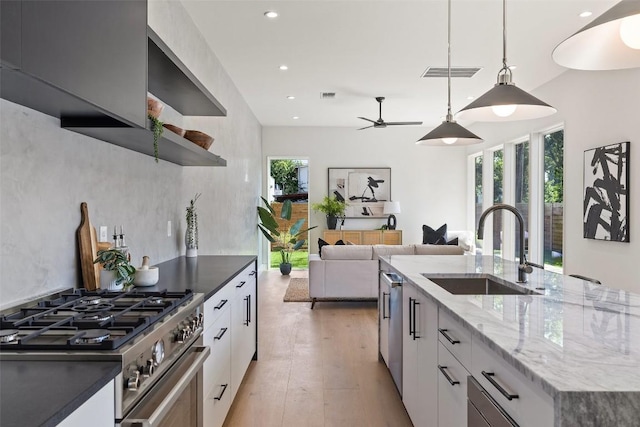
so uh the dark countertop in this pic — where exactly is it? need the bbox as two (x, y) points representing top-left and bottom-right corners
(145, 255), (257, 300)
(0, 255), (256, 426)
(0, 360), (120, 427)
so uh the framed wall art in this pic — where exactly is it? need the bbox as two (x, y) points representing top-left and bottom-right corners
(583, 141), (629, 242)
(328, 167), (391, 218)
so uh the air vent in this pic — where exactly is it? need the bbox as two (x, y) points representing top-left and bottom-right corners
(320, 92), (336, 99)
(421, 67), (482, 78)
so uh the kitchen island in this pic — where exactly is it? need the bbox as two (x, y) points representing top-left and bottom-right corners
(381, 254), (640, 426)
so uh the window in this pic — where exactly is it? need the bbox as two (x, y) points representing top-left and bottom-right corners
(468, 127), (564, 269)
(543, 129), (564, 272)
(514, 140), (530, 263)
(493, 149), (504, 257)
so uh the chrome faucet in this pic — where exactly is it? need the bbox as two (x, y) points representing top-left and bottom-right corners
(477, 203), (533, 283)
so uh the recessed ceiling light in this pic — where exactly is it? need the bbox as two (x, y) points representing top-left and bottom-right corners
(286, 95), (295, 100)
(579, 11), (592, 18)
(264, 11), (278, 18)
(292, 116), (300, 120)
(279, 65), (288, 71)
(467, 96), (474, 100)
(508, 65), (517, 70)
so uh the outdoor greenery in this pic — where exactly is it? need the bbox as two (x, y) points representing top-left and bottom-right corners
(257, 197), (316, 265)
(311, 196), (347, 217)
(544, 130), (564, 203)
(270, 251), (309, 269)
(270, 159), (302, 194)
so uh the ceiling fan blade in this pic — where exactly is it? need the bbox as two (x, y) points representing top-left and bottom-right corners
(384, 121), (423, 126)
(357, 117), (377, 124)
(357, 125), (375, 130)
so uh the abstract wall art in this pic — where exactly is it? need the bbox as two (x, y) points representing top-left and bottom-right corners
(583, 142), (630, 242)
(328, 167), (391, 218)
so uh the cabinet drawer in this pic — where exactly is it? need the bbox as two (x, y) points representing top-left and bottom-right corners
(471, 339), (554, 427)
(438, 309), (472, 368)
(232, 264), (257, 298)
(203, 365), (232, 427)
(203, 309), (231, 396)
(438, 342), (469, 427)
(203, 284), (233, 330)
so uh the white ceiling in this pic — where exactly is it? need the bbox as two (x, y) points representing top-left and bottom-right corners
(182, 0), (617, 129)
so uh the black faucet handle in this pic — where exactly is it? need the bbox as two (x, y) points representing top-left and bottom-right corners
(519, 263), (533, 274)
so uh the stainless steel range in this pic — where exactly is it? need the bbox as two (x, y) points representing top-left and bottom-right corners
(0, 287), (208, 424)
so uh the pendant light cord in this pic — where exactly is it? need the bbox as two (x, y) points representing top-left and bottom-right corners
(446, 0), (453, 120)
(497, 0), (512, 82)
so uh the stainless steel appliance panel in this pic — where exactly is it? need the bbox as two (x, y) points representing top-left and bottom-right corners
(381, 271), (403, 393)
(468, 376), (518, 427)
(120, 344), (210, 427)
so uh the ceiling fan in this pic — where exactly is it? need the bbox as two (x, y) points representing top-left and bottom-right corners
(357, 97), (423, 130)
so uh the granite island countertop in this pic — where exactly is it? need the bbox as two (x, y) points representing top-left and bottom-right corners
(382, 254), (640, 425)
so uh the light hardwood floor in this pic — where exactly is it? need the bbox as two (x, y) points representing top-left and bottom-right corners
(223, 270), (413, 427)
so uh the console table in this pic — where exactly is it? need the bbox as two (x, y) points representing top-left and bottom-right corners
(323, 230), (402, 245)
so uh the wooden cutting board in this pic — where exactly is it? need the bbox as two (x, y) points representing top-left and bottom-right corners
(77, 202), (100, 290)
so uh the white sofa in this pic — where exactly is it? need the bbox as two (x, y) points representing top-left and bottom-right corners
(308, 244), (464, 308)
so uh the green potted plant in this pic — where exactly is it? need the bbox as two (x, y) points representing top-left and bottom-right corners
(257, 197), (316, 275)
(312, 196), (347, 230)
(94, 248), (136, 290)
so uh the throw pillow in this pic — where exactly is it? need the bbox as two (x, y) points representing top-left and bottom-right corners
(446, 237), (459, 246)
(335, 240), (345, 245)
(318, 238), (329, 257)
(422, 224), (447, 245)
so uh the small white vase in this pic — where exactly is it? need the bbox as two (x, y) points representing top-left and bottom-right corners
(100, 270), (123, 291)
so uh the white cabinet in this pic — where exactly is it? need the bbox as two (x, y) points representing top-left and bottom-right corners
(471, 338), (554, 427)
(58, 379), (115, 427)
(402, 282), (438, 427)
(437, 342), (469, 427)
(230, 265), (257, 400)
(202, 262), (257, 427)
(379, 274), (390, 366)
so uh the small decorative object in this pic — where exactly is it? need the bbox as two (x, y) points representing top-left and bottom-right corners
(162, 123), (186, 138)
(184, 130), (214, 150)
(311, 196), (347, 230)
(185, 193), (201, 257)
(94, 249), (136, 291)
(583, 141), (630, 242)
(258, 197), (317, 275)
(134, 256), (159, 287)
(383, 201), (401, 230)
(147, 97), (164, 118)
(328, 167), (391, 217)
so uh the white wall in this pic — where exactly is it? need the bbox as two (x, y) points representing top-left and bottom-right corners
(262, 126), (469, 263)
(466, 68), (640, 292)
(0, 1), (261, 309)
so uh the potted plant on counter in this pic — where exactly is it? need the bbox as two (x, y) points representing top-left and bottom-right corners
(312, 196), (347, 230)
(94, 248), (136, 291)
(258, 197), (316, 275)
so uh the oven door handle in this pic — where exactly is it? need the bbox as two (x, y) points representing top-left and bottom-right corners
(122, 345), (210, 427)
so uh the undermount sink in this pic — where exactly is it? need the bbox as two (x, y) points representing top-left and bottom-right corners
(421, 274), (542, 296)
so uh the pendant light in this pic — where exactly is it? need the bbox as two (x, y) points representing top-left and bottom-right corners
(553, 0), (640, 70)
(456, 0), (557, 122)
(417, 0), (482, 146)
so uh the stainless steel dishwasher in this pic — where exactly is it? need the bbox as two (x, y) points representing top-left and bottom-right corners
(468, 376), (519, 427)
(381, 271), (403, 394)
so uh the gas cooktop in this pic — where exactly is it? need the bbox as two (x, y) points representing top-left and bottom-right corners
(0, 288), (195, 351)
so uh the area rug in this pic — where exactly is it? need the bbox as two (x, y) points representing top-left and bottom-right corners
(283, 278), (312, 302)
